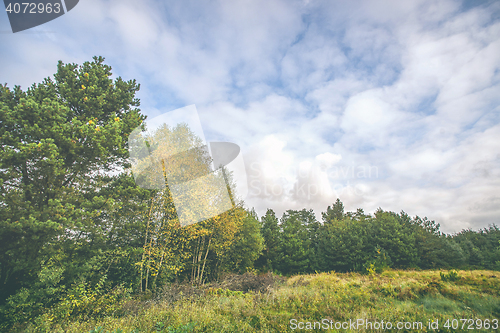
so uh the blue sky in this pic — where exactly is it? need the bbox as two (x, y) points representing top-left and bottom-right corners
(1, 0), (499, 233)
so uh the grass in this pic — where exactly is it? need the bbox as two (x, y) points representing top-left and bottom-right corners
(23, 270), (500, 332)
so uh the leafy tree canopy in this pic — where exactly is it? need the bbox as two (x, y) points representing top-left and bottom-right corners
(0, 56), (146, 303)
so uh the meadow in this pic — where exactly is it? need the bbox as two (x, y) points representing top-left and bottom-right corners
(25, 269), (500, 333)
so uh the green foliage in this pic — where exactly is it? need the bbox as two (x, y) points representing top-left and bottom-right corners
(412, 217), (466, 269)
(321, 198), (344, 224)
(453, 226), (500, 269)
(155, 322), (165, 331)
(371, 210), (418, 268)
(318, 216), (366, 272)
(89, 327), (105, 333)
(440, 270), (460, 282)
(1, 252), (133, 331)
(0, 56), (147, 330)
(363, 247), (391, 274)
(277, 209), (317, 274)
(206, 287), (244, 297)
(255, 209), (281, 271)
(55, 278), (131, 321)
(2, 256), (65, 328)
(221, 210), (264, 274)
(165, 322), (196, 333)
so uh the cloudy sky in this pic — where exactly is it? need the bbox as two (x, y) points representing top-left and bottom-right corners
(1, 0), (499, 233)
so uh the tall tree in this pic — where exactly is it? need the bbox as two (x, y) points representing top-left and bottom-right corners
(256, 209), (282, 272)
(219, 209), (264, 274)
(322, 198), (345, 225)
(278, 209), (317, 274)
(0, 56), (145, 318)
(132, 121), (244, 287)
(369, 209), (418, 269)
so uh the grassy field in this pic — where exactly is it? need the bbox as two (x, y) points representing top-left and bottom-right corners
(27, 270), (500, 333)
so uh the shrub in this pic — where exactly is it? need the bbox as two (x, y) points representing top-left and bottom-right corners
(440, 270), (460, 282)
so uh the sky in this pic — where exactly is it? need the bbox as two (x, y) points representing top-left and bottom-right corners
(1, 0), (499, 233)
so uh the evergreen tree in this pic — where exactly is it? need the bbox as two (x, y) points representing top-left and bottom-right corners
(411, 216), (465, 269)
(222, 209), (264, 274)
(278, 209), (317, 274)
(256, 209), (281, 272)
(0, 56), (146, 326)
(322, 198), (345, 225)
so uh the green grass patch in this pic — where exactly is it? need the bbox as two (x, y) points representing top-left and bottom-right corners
(13, 270), (500, 332)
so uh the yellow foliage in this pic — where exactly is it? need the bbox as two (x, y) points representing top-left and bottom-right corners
(135, 123), (244, 289)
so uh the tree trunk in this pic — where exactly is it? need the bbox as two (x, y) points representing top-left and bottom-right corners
(140, 196), (155, 292)
(199, 235), (212, 285)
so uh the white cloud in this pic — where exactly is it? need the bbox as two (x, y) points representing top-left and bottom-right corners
(316, 152), (342, 169)
(1, 0), (499, 232)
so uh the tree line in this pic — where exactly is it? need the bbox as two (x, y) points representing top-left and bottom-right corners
(255, 200), (500, 275)
(0, 57), (499, 329)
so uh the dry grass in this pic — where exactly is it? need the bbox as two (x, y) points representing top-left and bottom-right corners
(22, 269), (500, 332)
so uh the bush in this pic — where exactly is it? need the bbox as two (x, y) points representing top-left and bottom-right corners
(440, 270), (460, 282)
(363, 247), (392, 275)
(153, 272), (286, 306)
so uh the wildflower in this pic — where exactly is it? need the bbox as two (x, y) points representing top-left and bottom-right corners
(81, 84), (86, 90)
